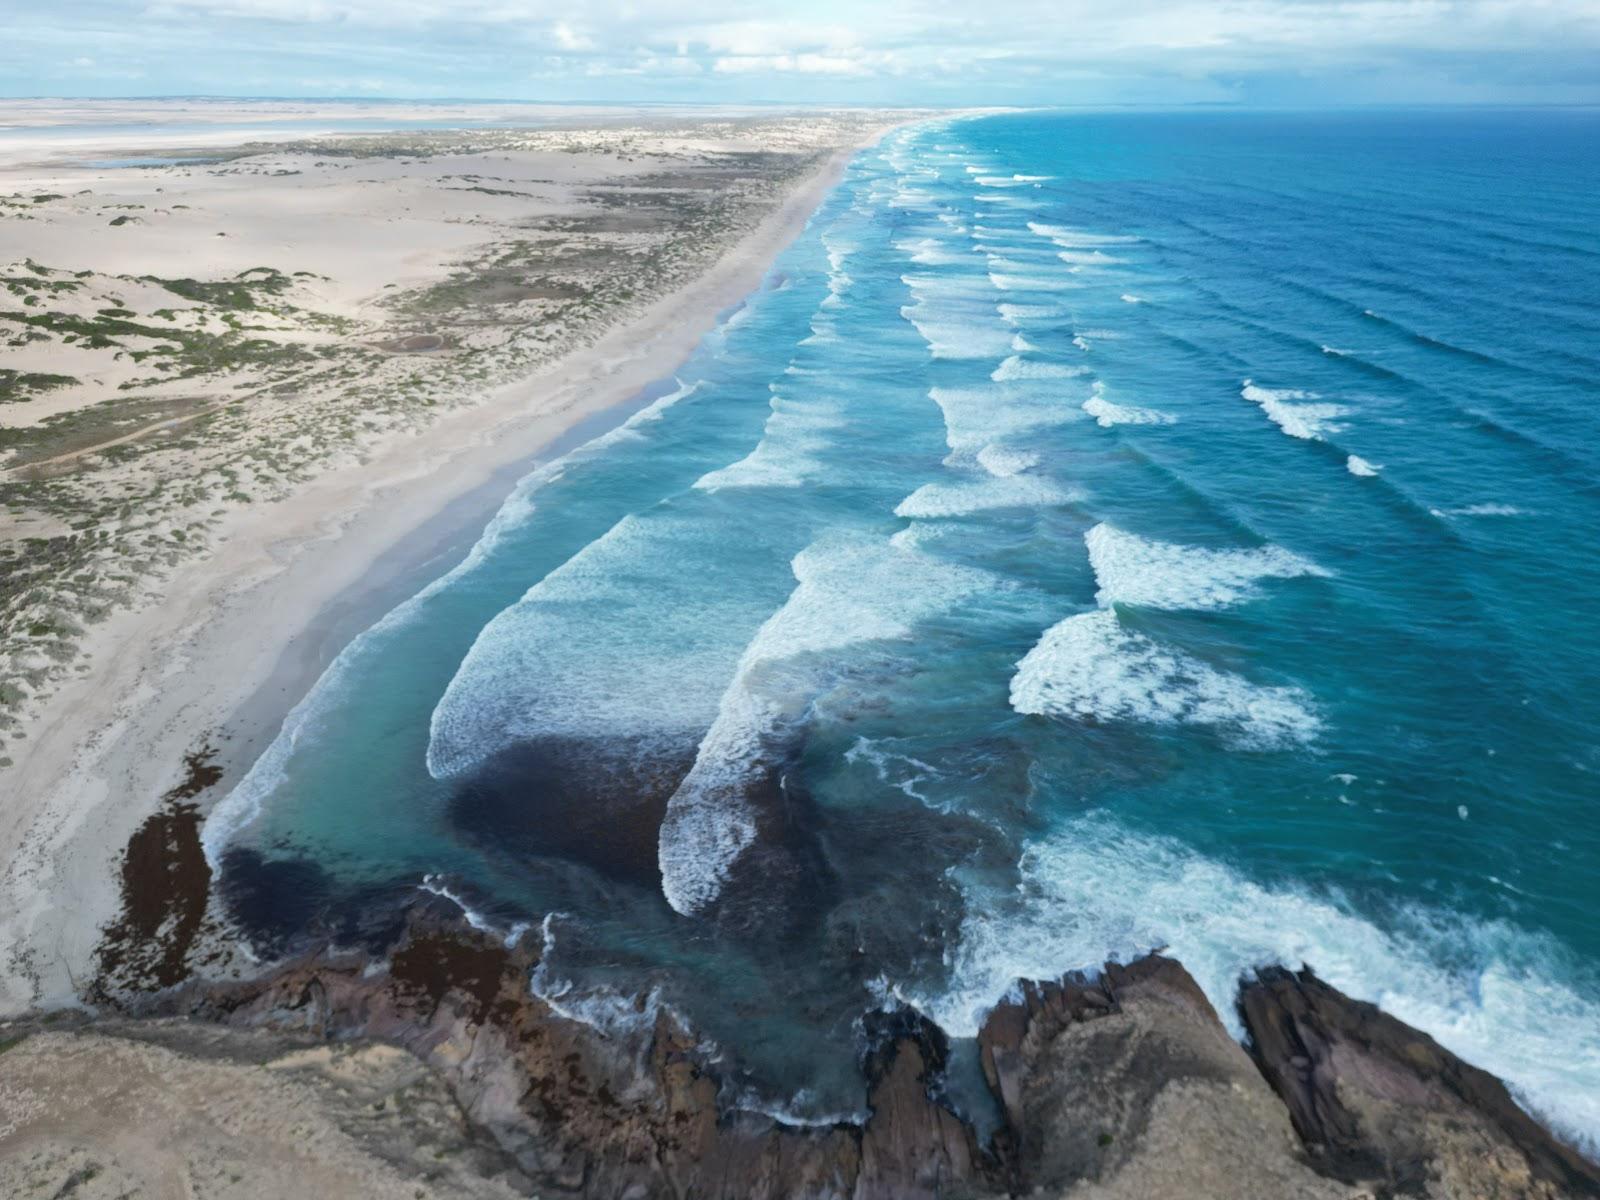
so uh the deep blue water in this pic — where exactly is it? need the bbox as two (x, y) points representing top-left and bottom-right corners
(204, 110), (1600, 1145)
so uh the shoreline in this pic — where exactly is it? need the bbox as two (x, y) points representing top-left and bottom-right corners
(13, 905), (1594, 1199)
(0, 124), (896, 1016)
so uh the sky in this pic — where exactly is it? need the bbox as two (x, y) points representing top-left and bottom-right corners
(5, 0), (1600, 106)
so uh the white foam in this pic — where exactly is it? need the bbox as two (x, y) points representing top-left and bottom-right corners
(693, 385), (846, 491)
(201, 380), (706, 862)
(1241, 380), (1350, 441)
(990, 355), (1089, 382)
(418, 875), (530, 948)
(1120, 294), (1144, 304)
(912, 815), (1600, 1154)
(1085, 523), (1327, 611)
(530, 914), (670, 1040)
(658, 535), (999, 915)
(926, 385), (1077, 459)
(425, 509), (747, 780)
(895, 236), (964, 266)
(890, 186), (938, 209)
(798, 316), (838, 347)
(985, 254), (1055, 278)
(1435, 502), (1524, 517)
(1027, 222), (1139, 247)
(1010, 610), (1320, 748)
(844, 737), (944, 808)
(896, 473), (1077, 520)
(1057, 250), (1125, 266)
(997, 302), (1067, 325)
(902, 311), (1016, 360)
(901, 271), (997, 301)
(972, 224), (1035, 243)
(728, 1085), (870, 1129)
(990, 272), (1076, 292)
(1346, 455), (1381, 477)
(1082, 391), (1177, 428)
(975, 444), (1042, 477)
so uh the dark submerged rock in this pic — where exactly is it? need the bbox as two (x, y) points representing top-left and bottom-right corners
(449, 735), (696, 888)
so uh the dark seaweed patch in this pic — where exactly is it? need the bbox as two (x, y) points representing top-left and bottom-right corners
(389, 929), (514, 1024)
(93, 746), (220, 996)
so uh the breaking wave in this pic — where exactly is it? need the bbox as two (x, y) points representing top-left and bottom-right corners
(1241, 380), (1351, 441)
(659, 535), (1000, 915)
(1085, 523), (1328, 610)
(1010, 609), (1321, 748)
(914, 816), (1600, 1154)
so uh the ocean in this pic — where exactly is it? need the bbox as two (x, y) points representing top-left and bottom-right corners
(203, 109), (1600, 1146)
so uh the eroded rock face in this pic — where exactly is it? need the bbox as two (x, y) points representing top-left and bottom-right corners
(855, 1009), (981, 1200)
(1239, 966), (1600, 1200)
(976, 957), (1350, 1200)
(172, 905), (984, 1199)
(112, 909), (1599, 1200)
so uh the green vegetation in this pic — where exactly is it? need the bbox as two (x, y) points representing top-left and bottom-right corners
(0, 393), (212, 467)
(0, 369), (76, 404)
(0, 301), (312, 379)
(154, 266), (293, 310)
(0, 120), (855, 761)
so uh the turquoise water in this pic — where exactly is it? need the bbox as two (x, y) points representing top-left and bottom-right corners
(205, 110), (1600, 1144)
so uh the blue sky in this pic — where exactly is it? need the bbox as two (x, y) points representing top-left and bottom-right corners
(6, 0), (1599, 106)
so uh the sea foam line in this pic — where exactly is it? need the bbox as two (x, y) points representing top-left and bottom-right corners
(1085, 522), (1328, 610)
(1082, 385), (1176, 428)
(658, 535), (1001, 915)
(1241, 379), (1350, 441)
(1009, 524), (1325, 747)
(1010, 609), (1320, 749)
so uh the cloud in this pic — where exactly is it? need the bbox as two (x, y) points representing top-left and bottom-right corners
(549, 20), (593, 51)
(5, 0), (1598, 102)
(712, 51), (891, 77)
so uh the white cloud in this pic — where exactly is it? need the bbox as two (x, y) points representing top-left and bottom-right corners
(9, 0), (1600, 101)
(712, 51), (888, 76)
(550, 20), (593, 51)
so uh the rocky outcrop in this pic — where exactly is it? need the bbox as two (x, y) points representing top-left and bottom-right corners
(118, 909), (1599, 1199)
(975, 956), (1351, 1199)
(173, 905), (977, 1199)
(1240, 965), (1600, 1199)
(855, 1009), (982, 1199)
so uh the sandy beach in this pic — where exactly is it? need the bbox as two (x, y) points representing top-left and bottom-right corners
(0, 103), (910, 1015)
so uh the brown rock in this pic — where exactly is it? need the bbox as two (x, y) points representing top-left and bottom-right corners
(856, 1009), (982, 1199)
(976, 956), (1347, 1199)
(1240, 965), (1600, 1199)
(87, 893), (1595, 1200)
